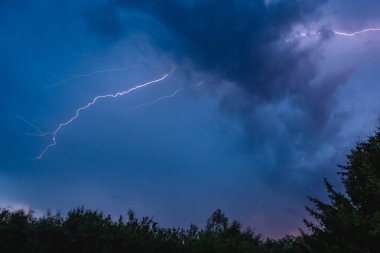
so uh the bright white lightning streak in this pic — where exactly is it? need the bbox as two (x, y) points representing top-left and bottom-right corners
(36, 69), (174, 159)
(334, 28), (380, 37)
(47, 65), (140, 88)
(285, 27), (380, 43)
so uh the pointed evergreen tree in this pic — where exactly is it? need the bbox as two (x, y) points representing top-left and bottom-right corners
(305, 128), (380, 253)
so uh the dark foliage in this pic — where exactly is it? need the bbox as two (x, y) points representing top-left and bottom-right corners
(0, 208), (267, 253)
(305, 127), (380, 252)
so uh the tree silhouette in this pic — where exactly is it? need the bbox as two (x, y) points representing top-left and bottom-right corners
(305, 128), (380, 252)
(0, 209), (33, 253)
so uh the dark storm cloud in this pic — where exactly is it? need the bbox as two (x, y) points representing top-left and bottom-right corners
(92, 0), (326, 98)
(83, 0), (358, 189)
(84, 0), (356, 132)
(301, 66), (356, 128)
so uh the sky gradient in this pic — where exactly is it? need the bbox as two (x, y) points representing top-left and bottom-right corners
(1, 0), (380, 238)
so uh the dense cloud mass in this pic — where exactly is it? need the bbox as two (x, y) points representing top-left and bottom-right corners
(83, 0), (355, 184)
(82, 0), (380, 194)
(85, 0), (355, 134)
(89, 0), (324, 96)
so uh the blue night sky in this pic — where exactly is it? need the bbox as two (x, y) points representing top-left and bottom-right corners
(1, 0), (380, 238)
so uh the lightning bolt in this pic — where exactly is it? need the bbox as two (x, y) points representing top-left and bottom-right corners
(36, 69), (175, 159)
(334, 28), (380, 37)
(285, 27), (380, 43)
(125, 80), (204, 112)
(47, 64), (140, 88)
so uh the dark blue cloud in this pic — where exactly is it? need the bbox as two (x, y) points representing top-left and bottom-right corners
(89, 0), (326, 97)
(81, 0), (374, 202)
(85, 0), (356, 136)
(83, 1), (357, 184)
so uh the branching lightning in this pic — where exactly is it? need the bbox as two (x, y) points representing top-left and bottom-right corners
(286, 27), (380, 43)
(334, 28), (380, 37)
(36, 69), (175, 159)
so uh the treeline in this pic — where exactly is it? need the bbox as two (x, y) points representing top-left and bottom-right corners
(0, 206), (320, 253)
(0, 207), (288, 253)
(1, 128), (380, 253)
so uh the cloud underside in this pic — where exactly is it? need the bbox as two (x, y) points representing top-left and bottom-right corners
(85, 0), (354, 177)
(86, 0), (353, 128)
